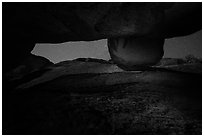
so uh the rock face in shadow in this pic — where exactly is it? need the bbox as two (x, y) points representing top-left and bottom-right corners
(155, 57), (202, 74)
(3, 3), (201, 43)
(3, 3), (166, 43)
(3, 58), (202, 135)
(5, 54), (53, 81)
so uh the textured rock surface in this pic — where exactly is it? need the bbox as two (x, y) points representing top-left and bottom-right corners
(108, 36), (164, 70)
(3, 3), (201, 43)
(3, 59), (202, 135)
(3, 3), (165, 43)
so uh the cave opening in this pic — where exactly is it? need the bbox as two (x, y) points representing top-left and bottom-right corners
(32, 39), (110, 64)
(32, 30), (201, 64)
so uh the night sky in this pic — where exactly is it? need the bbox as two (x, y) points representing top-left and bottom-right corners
(32, 30), (202, 64)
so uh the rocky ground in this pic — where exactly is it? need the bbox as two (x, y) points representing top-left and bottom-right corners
(3, 59), (202, 135)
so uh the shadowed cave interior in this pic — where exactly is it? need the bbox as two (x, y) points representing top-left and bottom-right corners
(3, 2), (202, 135)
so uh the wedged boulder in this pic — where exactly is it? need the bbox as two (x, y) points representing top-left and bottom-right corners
(108, 36), (164, 70)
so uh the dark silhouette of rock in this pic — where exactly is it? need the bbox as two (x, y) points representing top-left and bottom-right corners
(2, 3), (167, 43)
(3, 3), (201, 43)
(184, 55), (202, 64)
(155, 57), (202, 74)
(156, 58), (185, 66)
(6, 54), (53, 81)
(73, 58), (111, 64)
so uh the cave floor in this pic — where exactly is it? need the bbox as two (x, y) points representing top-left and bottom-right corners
(3, 67), (202, 135)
